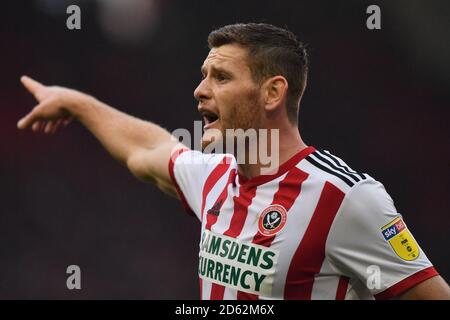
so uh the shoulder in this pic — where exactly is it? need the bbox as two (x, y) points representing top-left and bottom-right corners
(327, 176), (399, 245)
(170, 149), (237, 186)
(298, 148), (371, 193)
(172, 149), (236, 170)
(343, 178), (395, 215)
(297, 148), (395, 223)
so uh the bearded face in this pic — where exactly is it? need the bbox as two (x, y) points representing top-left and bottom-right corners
(194, 44), (265, 153)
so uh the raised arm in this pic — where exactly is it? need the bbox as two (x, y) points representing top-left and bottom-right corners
(17, 75), (185, 197)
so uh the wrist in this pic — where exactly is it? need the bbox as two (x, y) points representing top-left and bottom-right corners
(67, 90), (97, 120)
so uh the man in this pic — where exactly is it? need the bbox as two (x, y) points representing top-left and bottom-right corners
(17, 23), (450, 300)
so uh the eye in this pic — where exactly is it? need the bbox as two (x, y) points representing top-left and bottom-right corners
(215, 73), (228, 82)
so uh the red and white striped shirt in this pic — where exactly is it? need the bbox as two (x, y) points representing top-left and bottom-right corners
(168, 146), (438, 300)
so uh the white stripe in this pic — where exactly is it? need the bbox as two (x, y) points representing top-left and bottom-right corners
(322, 150), (361, 175)
(322, 150), (357, 172)
(345, 278), (374, 300)
(199, 160), (236, 300)
(202, 279), (212, 300)
(268, 172), (326, 299)
(208, 182), (237, 235)
(215, 173), (287, 299)
(309, 153), (358, 184)
(201, 165), (236, 229)
(223, 287), (237, 300)
(311, 260), (342, 300)
(235, 174), (289, 299)
(238, 173), (288, 240)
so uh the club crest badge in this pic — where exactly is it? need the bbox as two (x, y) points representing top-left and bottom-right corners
(381, 216), (420, 261)
(258, 204), (287, 236)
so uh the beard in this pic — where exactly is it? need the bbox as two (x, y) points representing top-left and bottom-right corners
(201, 88), (264, 155)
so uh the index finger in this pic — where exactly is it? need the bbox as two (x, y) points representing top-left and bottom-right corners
(20, 75), (45, 98)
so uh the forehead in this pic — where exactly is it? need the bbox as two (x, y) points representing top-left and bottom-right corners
(201, 44), (250, 72)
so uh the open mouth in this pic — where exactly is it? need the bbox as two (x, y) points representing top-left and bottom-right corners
(201, 110), (220, 129)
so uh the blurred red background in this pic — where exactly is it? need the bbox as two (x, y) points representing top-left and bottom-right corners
(1, 0), (449, 298)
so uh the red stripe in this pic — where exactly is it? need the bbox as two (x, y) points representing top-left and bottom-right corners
(202, 157), (232, 227)
(168, 148), (194, 216)
(284, 182), (345, 300)
(170, 151), (233, 300)
(204, 169), (236, 303)
(374, 266), (438, 300)
(237, 167), (309, 300)
(237, 146), (315, 189)
(205, 168), (236, 230)
(223, 188), (258, 238)
(208, 152), (312, 300)
(202, 160), (236, 300)
(237, 290), (259, 300)
(209, 183), (258, 300)
(210, 284), (226, 300)
(252, 168), (309, 248)
(335, 276), (349, 300)
(184, 155), (232, 300)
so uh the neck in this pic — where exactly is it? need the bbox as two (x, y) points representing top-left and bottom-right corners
(237, 123), (307, 180)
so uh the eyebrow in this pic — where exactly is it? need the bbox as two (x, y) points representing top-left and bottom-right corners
(200, 65), (232, 76)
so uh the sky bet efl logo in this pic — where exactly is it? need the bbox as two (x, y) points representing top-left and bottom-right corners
(381, 217), (419, 261)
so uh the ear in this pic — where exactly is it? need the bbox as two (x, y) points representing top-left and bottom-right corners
(262, 76), (289, 112)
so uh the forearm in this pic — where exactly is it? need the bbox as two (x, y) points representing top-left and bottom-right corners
(399, 275), (450, 300)
(19, 76), (181, 190)
(70, 93), (174, 165)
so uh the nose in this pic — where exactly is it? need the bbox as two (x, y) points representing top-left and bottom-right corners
(194, 78), (211, 103)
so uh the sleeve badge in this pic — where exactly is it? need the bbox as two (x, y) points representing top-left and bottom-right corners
(381, 216), (420, 261)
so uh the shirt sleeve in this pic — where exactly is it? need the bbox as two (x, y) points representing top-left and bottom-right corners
(325, 178), (439, 299)
(168, 148), (232, 221)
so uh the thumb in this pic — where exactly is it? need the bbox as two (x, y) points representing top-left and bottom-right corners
(17, 105), (41, 130)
